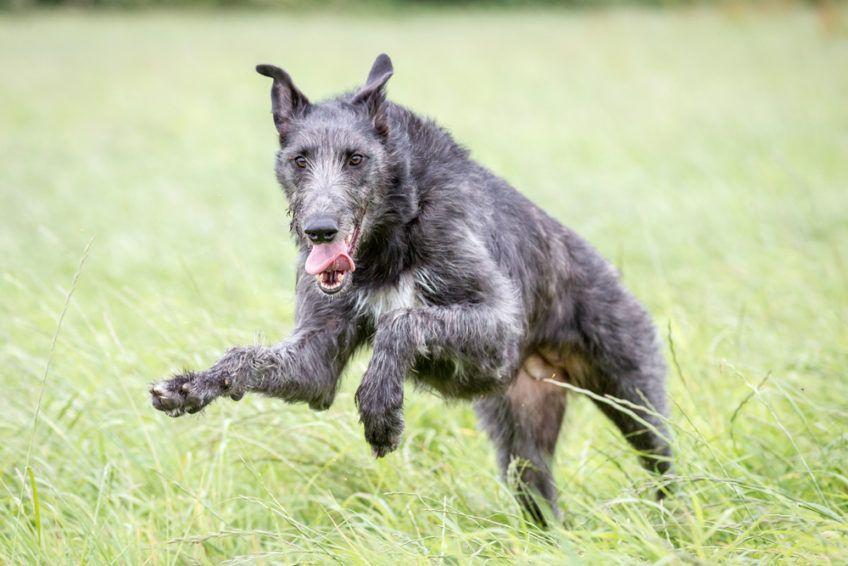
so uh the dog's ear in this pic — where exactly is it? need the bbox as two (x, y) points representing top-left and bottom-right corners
(352, 53), (393, 138)
(256, 64), (310, 141)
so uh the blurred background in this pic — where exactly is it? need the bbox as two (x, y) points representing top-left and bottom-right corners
(1, 1), (847, 564)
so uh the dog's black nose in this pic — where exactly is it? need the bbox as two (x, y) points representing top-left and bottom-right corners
(304, 217), (339, 244)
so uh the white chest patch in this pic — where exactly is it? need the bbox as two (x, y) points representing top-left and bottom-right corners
(355, 271), (420, 322)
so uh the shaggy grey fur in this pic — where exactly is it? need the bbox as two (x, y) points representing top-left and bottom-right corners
(150, 54), (672, 524)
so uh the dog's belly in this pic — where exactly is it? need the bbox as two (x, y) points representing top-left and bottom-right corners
(410, 347), (592, 400)
(411, 356), (504, 399)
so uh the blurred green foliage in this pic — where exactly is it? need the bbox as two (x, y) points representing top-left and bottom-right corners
(1, 0), (711, 10)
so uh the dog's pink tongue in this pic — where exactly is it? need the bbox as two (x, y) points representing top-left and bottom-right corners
(305, 241), (355, 275)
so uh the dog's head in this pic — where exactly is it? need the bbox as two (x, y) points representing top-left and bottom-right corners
(256, 54), (395, 295)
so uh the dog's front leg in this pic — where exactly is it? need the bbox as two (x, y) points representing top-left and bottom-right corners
(355, 313), (416, 457)
(150, 346), (262, 417)
(356, 302), (521, 457)
(151, 317), (361, 416)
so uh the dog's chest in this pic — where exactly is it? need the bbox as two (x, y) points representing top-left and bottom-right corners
(355, 272), (420, 322)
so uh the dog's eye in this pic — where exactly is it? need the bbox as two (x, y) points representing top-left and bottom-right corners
(293, 156), (307, 169)
(348, 154), (364, 167)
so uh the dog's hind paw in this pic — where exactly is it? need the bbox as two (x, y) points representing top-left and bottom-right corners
(150, 372), (219, 417)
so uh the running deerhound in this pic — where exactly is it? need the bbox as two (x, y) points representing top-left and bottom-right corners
(150, 54), (672, 523)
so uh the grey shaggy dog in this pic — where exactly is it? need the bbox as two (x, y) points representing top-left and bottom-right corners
(150, 54), (672, 524)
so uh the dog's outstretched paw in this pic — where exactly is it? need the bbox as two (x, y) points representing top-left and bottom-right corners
(150, 372), (219, 417)
(362, 408), (403, 458)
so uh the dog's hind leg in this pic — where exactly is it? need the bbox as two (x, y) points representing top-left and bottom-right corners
(546, 326), (673, 489)
(587, 360), (673, 483)
(474, 354), (567, 525)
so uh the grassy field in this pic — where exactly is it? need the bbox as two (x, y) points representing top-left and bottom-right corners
(2, 6), (848, 564)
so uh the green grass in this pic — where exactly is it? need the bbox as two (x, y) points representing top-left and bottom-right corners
(2, 6), (848, 564)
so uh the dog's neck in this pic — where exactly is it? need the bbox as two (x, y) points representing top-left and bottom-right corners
(355, 143), (418, 289)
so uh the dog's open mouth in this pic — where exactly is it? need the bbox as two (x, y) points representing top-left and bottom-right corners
(304, 225), (361, 294)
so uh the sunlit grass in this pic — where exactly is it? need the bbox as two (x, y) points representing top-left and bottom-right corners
(1, 6), (847, 563)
